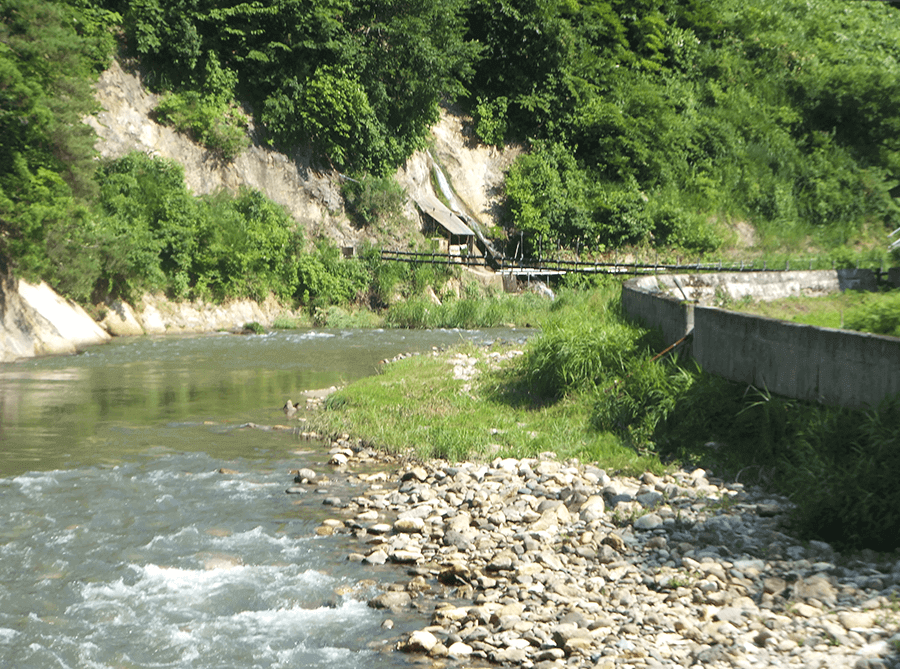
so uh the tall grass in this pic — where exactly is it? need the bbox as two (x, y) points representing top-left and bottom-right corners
(383, 292), (551, 329)
(844, 290), (900, 338)
(517, 286), (661, 400)
(651, 376), (900, 551)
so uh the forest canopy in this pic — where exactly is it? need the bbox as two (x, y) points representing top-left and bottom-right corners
(2, 0), (900, 301)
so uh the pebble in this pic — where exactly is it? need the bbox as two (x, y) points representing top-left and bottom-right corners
(290, 440), (900, 669)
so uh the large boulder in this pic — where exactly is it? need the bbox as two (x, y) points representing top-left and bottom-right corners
(100, 300), (145, 336)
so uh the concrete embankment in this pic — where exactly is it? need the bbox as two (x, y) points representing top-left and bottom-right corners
(622, 270), (900, 408)
(283, 437), (900, 668)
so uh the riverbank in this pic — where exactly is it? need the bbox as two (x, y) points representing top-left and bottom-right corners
(0, 268), (303, 362)
(289, 437), (900, 669)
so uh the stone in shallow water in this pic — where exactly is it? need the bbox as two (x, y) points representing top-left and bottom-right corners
(389, 549), (422, 564)
(447, 641), (473, 658)
(363, 549), (388, 565)
(403, 629), (437, 653)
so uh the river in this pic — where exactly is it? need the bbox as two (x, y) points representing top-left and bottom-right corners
(0, 328), (528, 669)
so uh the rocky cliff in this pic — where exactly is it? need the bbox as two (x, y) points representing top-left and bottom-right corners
(86, 60), (356, 246)
(0, 273), (110, 363)
(86, 61), (519, 249)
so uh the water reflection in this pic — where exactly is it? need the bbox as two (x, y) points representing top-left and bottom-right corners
(0, 328), (531, 475)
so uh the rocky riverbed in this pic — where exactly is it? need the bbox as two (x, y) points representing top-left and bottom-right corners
(286, 438), (900, 669)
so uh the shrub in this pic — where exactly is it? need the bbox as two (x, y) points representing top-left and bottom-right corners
(474, 95), (509, 146)
(296, 239), (370, 308)
(341, 174), (406, 227)
(154, 91), (250, 161)
(844, 291), (900, 338)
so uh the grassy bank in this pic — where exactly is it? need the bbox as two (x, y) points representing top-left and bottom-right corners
(313, 280), (900, 552)
(730, 288), (900, 338)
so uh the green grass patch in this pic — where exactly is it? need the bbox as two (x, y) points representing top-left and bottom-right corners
(383, 292), (552, 329)
(313, 342), (662, 476)
(726, 289), (900, 337)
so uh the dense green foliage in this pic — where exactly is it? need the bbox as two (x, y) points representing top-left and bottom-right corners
(154, 89), (250, 160)
(6, 0), (900, 295)
(468, 0), (900, 254)
(844, 290), (900, 337)
(0, 0), (117, 280)
(108, 0), (479, 174)
(96, 153), (305, 301)
(340, 173), (406, 228)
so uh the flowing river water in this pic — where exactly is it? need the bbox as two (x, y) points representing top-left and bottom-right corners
(0, 328), (529, 669)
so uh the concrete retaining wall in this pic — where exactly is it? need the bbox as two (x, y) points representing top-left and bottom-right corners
(623, 270), (900, 408)
(620, 276), (693, 346)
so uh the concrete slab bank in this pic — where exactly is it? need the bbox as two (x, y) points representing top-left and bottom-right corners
(622, 270), (900, 408)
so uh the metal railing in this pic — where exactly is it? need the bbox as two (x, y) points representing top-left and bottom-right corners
(380, 249), (491, 268)
(380, 248), (836, 277)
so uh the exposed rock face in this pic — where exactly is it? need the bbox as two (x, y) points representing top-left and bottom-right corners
(100, 299), (144, 336)
(86, 60), (518, 251)
(0, 273), (110, 362)
(0, 270), (299, 361)
(132, 292), (290, 334)
(86, 60), (356, 246)
(395, 111), (521, 233)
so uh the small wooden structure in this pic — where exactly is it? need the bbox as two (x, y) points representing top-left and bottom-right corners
(414, 192), (476, 256)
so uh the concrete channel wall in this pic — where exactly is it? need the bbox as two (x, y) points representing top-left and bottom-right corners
(622, 270), (900, 408)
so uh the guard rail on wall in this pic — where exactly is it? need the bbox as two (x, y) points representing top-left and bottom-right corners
(621, 269), (900, 409)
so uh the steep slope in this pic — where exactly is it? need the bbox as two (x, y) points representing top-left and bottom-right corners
(87, 60), (355, 246)
(87, 61), (519, 252)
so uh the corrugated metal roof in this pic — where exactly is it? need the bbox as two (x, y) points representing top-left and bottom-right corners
(415, 192), (474, 237)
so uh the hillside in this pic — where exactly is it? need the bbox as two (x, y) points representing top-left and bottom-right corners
(3, 0), (900, 306)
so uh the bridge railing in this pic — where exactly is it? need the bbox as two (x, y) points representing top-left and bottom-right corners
(380, 249), (846, 276)
(380, 249), (491, 267)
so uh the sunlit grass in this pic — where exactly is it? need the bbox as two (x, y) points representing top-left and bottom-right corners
(313, 342), (663, 476)
(727, 288), (900, 335)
